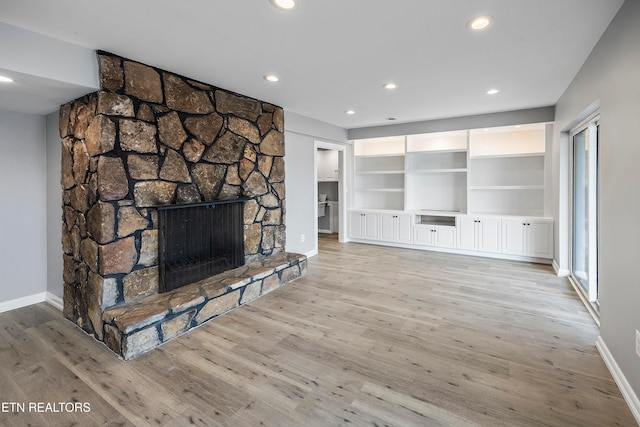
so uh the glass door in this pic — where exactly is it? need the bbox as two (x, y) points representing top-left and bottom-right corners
(571, 117), (599, 302)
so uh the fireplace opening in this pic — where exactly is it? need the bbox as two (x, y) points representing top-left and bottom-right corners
(158, 199), (248, 293)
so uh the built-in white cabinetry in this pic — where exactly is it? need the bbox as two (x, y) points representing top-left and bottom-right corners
(380, 213), (413, 244)
(348, 210), (553, 261)
(413, 215), (457, 248)
(414, 225), (457, 248)
(502, 217), (553, 258)
(349, 211), (379, 240)
(317, 149), (339, 181)
(457, 216), (501, 253)
(349, 124), (553, 263)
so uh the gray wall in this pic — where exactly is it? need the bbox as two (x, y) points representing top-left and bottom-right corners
(348, 106), (555, 140)
(0, 109), (47, 303)
(284, 111), (349, 256)
(46, 111), (63, 299)
(553, 0), (640, 399)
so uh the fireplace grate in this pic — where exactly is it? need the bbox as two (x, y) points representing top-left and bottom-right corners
(158, 199), (247, 293)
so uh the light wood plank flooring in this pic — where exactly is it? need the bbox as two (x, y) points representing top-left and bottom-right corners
(0, 234), (636, 426)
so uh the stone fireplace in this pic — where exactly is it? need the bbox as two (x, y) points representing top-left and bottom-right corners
(60, 52), (306, 359)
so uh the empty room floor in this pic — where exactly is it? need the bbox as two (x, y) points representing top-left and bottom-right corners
(0, 234), (636, 426)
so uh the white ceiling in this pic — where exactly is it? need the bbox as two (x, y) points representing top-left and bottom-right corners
(0, 0), (624, 129)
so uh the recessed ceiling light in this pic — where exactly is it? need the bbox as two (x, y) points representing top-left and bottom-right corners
(0, 75), (13, 83)
(486, 89), (500, 95)
(468, 15), (494, 31)
(386, 117), (397, 121)
(263, 74), (280, 82)
(270, 0), (297, 10)
(345, 109), (356, 115)
(383, 83), (397, 90)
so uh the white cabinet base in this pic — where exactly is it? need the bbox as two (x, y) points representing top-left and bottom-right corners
(414, 225), (456, 248)
(502, 217), (553, 258)
(348, 210), (553, 265)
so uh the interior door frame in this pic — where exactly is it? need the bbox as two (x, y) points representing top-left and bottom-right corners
(314, 140), (347, 255)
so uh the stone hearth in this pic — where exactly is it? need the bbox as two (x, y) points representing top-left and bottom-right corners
(59, 51), (305, 359)
(104, 252), (306, 360)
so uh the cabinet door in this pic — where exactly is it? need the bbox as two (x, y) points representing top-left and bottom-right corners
(414, 226), (434, 246)
(318, 150), (338, 181)
(434, 226), (457, 248)
(326, 150), (339, 180)
(527, 220), (553, 258)
(317, 151), (326, 180)
(397, 215), (413, 244)
(348, 212), (364, 239)
(478, 217), (501, 253)
(502, 218), (527, 256)
(364, 213), (379, 240)
(379, 214), (396, 242)
(457, 216), (477, 250)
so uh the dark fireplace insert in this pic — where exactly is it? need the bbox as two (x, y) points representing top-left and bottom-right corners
(158, 199), (247, 293)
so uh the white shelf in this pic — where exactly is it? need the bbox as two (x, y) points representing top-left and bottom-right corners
(470, 152), (544, 160)
(355, 153), (405, 158)
(411, 210), (462, 216)
(470, 185), (544, 191)
(408, 168), (467, 174)
(415, 217), (457, 227)
(356, 170), (405, 175)
(355, 188), (404, 192)
(408, 148), (467, 154)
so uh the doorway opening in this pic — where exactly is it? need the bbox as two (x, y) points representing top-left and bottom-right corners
(314, 141), (347, 255)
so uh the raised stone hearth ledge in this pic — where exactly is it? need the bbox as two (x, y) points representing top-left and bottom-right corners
(102, 252), (306, 360)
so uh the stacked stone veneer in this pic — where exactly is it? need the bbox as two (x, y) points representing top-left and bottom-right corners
(105, 253), (306, 359)
(60, 51), (305, 359)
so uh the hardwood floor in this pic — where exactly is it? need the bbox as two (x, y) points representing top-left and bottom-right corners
(0, 234), (636, 426)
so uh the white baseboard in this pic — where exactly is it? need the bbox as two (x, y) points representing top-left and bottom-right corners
(596, 336), (640, 425)
(552, 259), (570, 277)
(305, 249), (318, 258)
(46, 292), (63, 311)
(0, 292), (47, 314)
(0, 291), (64, 314)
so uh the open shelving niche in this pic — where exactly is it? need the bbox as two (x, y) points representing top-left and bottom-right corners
(405, 130), (468, 216)
(353, 136), (405, 211)
(468, 124), (546, 217)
